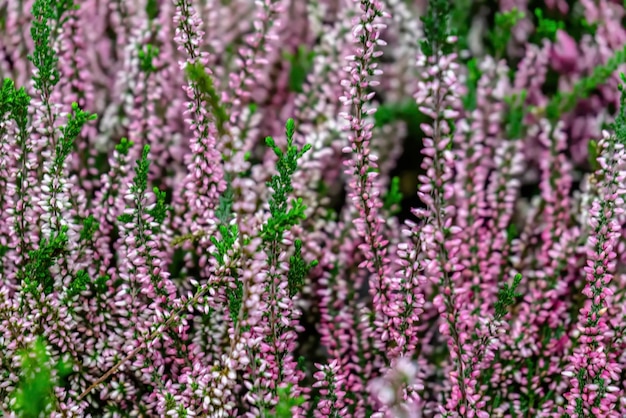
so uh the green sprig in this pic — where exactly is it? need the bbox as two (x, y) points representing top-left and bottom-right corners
(489, 8), (525, 59)
(65, 269), (90, 300)
(29, 0), (59, 93)
(11, 337), (70, 418)
(545, 45), (626, 121)
(265, 384), (305, 418)
(138, 44), (160, 74)
(420, 0), (454, 57)
(287, 239), (318, 298)
(284, 45), (316, 93)
(79, 214), (99, 243)
(185, 61), (229, 137)
(115, 137), (134, 155)
(494, 273), (522, 319)
(148, 187), (169, 226)
(262, 118), (312, 246)
(55, 102), (97, 169)
(613, 73), (626, 144)
(22, 226), (69, 296)
(534, 8), (564, 42)
(463, 58), (481, 111)
(215, 174), (234, 224)
(382, 176), (403, 216)
(504, 90), (528, 139)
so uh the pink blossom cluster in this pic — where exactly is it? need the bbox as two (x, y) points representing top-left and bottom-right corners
(1, 0), (626, 417)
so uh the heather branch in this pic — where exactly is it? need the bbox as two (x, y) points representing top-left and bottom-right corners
(340, 0), (392, 359)
(416, 0), (470, 410)
(77, 282), (218, 401)
(255, 118), (312, 398)
(8, 84), (33, 271)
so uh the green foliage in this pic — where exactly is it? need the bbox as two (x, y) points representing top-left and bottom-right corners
(93, 274), (110, 294)
(115, 137), (134, 155)
(148, 186), (169, 226)
(184, 61), (229, 136)
(613, 73), (626, 145)
(66, 269), (90, 300)
(588, 139), (600, 171)
(506, 223), (518, 245)
(374, 100), (423, 128)
(489, 8), (525, 59)
(132, 145), (151, 198)
(117, 145), (169, 237)
(215, 174), (234, 224)
(145, 0), (159, 20)
(209, 221), (241, 323)
(55, 102), (97, 169)
(533, 8), (564, 42)
(138, 44), (160, 74)
(284, 45), (316, 93)
(28, 0), (78, 92)
(503, 90), (527, 139)
(29, 0), (60, 93)
(383, 176), (403, 216)
(420, 0), (454, 57)
(494, 273), (522, 320)
(11, 338), (59, 418)
(8, 84), (31, 133)
(79, 214), (99, 243)
(462, 58), (481, 111)
(117, 144), (152, 222)
(579, 18), (598, 37)
(265, 385), (305, 418)
(211, 224), (238, 266)
(449, 0), (472, 54)
(545, 45), (626, 121)
(287, 239), (318, 298)
(0, 78), (15, 117)
(261, 118), (312, 246)
(22, 226), (69, 296)
(52, 0), (79, 25)
(227, 276), (244, 325)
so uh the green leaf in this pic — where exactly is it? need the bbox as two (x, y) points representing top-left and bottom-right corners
(79, 214), (99, 242)
(185, 61), (229, 137)
(545, 45), (626, 121)
(11, 338), (56, 418)
(138, 44), (160, 73)
(504, 90), (527, 139)
(613, 72), (626, 145)
(383, 176), (403, 216)
(285, 45), (316, 93)
(266, 384), (306, 418)
(66, 269), (90, 300)
(261, 119), (312, 245)
(22, 226), (69, 296)
(287, 239), (318, 298)
(588, 139), (600, 171)
(420, 0), (455, 57)
(463, 58), (481, 111)
(489, 8), (525, 58)
(148, 187), (169, 226)
(534, 8), (564, 42)
(145, 0), (159, 19)
(115, 137), (134, 155)
(494, 273), (522, 319)
(55, 103), (98, 170)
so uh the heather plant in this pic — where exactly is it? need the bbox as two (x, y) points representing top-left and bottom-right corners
(1, 0), (626, 417)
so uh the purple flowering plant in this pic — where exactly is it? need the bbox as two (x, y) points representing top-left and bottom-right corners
(1, 0), (626, 416)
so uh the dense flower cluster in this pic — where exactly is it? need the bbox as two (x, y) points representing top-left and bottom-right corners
(1, 0), (626, 417)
